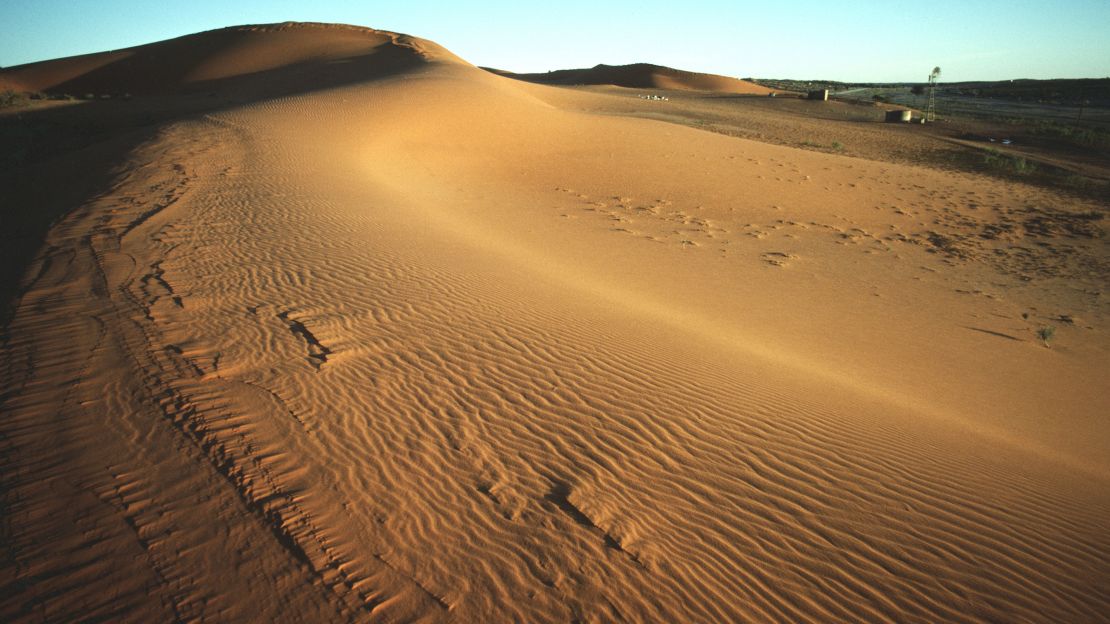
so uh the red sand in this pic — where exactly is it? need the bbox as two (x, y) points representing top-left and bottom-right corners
(2, 22), (1107, 624)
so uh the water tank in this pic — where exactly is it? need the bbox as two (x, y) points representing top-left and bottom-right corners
(885, 110), (913, 123)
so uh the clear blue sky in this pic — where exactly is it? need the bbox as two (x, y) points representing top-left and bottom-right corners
(2, 0), (1107, 82)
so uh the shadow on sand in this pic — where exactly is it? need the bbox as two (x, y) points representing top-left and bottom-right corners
(0, 30), (428, 326)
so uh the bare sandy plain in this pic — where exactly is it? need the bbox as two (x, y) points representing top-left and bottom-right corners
(2, 23), (1108, 623)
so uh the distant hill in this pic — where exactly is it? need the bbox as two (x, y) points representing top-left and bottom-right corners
(487, 63), (773, 95)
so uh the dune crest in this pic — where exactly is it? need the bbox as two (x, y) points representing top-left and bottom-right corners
(0, 21), (464, 95)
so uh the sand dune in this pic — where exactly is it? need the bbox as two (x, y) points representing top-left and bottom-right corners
(0, 22), (461, 96)
(2, 22), (1109, 623)
(489, 62), (773, 94)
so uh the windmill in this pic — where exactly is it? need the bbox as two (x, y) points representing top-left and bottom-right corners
(926, 66), (941, 122)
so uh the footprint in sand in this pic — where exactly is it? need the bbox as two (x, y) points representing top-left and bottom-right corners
(761, 251), (797, 267)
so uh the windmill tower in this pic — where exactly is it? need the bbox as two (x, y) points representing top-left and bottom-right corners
(926, 66), (941, 122)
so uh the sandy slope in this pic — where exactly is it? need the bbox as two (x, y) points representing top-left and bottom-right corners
(2, 24), (1109, 623)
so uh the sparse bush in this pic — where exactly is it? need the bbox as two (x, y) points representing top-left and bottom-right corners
(983, 148), (1037, 175)
(0, 89), (29, 108)
(1012, 158), (1036, 175)
(800, 140), (845, 152)
(1036, 325), (1056, 347)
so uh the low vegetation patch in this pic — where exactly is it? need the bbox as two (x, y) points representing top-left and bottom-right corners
(1062, 174), (1110, 194)
(1, 90), (64, 108)
(983, 148), (1037, 175)
(1000, 118), (1110, 149)
(800, 140), (845, 152)
(1036, 325), (1056, 347)
(1, 89), (30, 108)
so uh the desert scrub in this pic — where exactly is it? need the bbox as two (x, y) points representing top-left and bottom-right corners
(1002, 117), (1110, 149)
(800, 140), (843, 151)
(983, 148), (1037, 175)
(0, 89), (30, 108)
(1061, 174), (1110, 195)
(1036, 325), (1056, 347)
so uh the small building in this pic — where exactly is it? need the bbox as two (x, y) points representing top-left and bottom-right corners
(807, 89), (829, 101)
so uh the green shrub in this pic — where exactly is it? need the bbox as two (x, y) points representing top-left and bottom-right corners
(983, 148), (1037, 175)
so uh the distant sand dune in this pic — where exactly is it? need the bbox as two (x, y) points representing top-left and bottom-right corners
(0, 22), (463, 96)
(2, 22), (1108, 624)
(488, 62), (774, 94)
